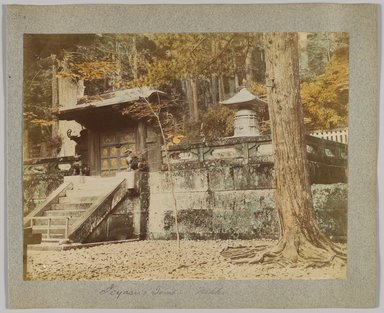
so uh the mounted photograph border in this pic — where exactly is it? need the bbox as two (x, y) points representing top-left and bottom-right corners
(6, 3), (378, 309)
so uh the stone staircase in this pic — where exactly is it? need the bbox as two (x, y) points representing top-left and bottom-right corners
(28, 176), (127, 243)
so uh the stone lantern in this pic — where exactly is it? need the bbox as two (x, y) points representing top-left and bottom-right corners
(220, 88), (267, 137)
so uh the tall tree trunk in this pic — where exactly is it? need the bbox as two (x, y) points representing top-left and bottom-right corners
(210, 38), (219, 105)
(132, 36), (138, 80)
(234, 75), (239, 90)
(232, 48), (240, 89)
(229, 77), (236, 96)
(222, 33), (346, 265)
(112, 38), (122, 90)
(191, 78), (199, 121)
(185, 78), (194, 121)
(245, 46), (254, 87)
(218, 75), (225, 101)
(265, 32), (323, 261)
(211, 74), (218, 105)
(51, 55), (59, 140)
(265, 32), (346, 263)
(23, 123), (30, 160)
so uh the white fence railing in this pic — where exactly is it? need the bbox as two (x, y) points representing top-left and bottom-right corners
(310, 128), (348, 144)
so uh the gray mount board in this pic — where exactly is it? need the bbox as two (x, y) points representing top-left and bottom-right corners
(6, 4), (378, 309)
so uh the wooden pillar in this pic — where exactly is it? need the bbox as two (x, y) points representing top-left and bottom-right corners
(87, 130), (100, 176)
(146, 127), (162, 172)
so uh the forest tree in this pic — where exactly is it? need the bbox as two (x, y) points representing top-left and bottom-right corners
(222, 33), (346, 266)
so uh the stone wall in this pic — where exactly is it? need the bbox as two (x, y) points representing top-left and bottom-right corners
(23, 157), (76, 214)
(23, 135), (348, 242)
(312, 184), (348, 241)
(147, 168), (347, 241)
(146, 135), (348, 241)
(83, 196), (139, 243)
(23, 160), (64, 214)
(82, 172), (150, 243)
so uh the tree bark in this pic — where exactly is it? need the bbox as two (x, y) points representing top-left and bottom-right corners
(266, 32), (321, 261)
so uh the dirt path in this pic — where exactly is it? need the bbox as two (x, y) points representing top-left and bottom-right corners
(26, 240), (346, 281)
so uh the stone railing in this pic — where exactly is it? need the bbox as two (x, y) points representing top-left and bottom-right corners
(24, 156), (78, 176)
(68, 179), (127, 243)
(23, 156), (87, 214)
(162, 135), (348, 170)
(305, 135), (348, 166)
(23, 181), (74, 227)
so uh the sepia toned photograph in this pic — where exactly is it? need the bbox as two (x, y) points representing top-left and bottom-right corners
(23, 32), (349, 281)
(5, 2), (380, 310)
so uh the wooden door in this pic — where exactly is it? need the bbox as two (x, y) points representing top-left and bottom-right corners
(100, 129), (136, 176)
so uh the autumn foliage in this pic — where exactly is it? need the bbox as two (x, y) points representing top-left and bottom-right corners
(301, 49), (349, 130)
(24, 33), (349, 159)
(58, 60), (119, 81)
(201, 105), (236, 141)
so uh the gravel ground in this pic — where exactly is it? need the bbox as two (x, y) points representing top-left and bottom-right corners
(26, 240), (346, 281)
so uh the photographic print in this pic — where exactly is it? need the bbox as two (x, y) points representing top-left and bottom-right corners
(7, 4), (377, 309)
(23, 32), (348, 281)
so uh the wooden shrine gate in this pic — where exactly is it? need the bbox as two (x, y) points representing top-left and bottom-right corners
(100, 128), (136, 177)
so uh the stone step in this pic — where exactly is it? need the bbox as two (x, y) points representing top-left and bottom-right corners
(58, 195), (100, 203)
(70, 187), (110, 194)
(64, 176), (125, 187)
(41, 233), (66, 241)
(32, 216), (76, 226)
(59, 178), (123, 199)
(41, 237), (62, 243)
(44, 209), (86, 218)
(28, 178), (126, 246)
(65, 189), (108, 198)
(70, 184), (120, 193)
(32, 226), (67, 236)
(74, 180), (120, 187)
(51, 202), (92, 211)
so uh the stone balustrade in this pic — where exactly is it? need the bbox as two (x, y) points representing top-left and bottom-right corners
(162, 135), (347, 171)
(23, 156), (84, 214)
(24, 156), (79, 176)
